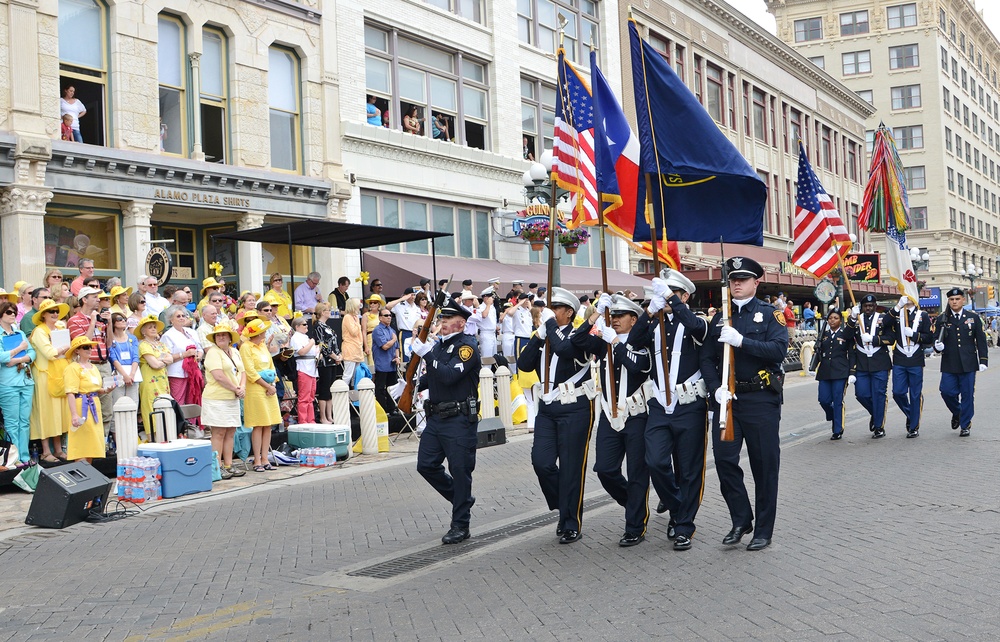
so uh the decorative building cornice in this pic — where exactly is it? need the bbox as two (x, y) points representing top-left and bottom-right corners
(0, 186), (53, 216)
(237, 212), (267, 231)
(121, 200), (154, 227)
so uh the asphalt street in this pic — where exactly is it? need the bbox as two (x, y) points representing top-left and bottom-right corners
(2, 356), (999, 640)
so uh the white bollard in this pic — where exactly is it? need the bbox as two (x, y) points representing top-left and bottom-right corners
(479, 366), (496, 419)
(114, 396), (139, 460)
(357, 378), (378, 455)
(331, 379), (352, 459)
(495, 366), (513, 429)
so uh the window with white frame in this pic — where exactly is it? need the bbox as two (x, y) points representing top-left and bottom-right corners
(517, 0), (598, 64)
(361, 192), (492, 259)
(425, 0), (482, 24)
(891, 84), (921, 109)
(158, 15), (186, 156)
(840, 11), (869, 36)
(59, 0), (109, 146)
(887, 3), (917, 29)
(794, 17), (822, 42)
(856, 89), (874, 105)
(842, 51), (871, 76)
(903, 166), (925, 190)
(889, 44), (919, 70)
(706, 63), (723, 123)
(268, 46), (301, 172)
(910, 206), (927, 230)
(365, 25), (491, 150)
(200, 28), (228, 163)
(808, 56), (825, 70)
(895, 125), (923, 149)
(521, 76), (556, 161)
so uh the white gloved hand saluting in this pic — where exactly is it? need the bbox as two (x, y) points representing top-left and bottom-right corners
(410, 337), (433, 357)
(934, 340), (945, 352)
(848, 375), (856, 385)
(850, 305), (861, 318)
(535, 322), (547, 340)
(651, 277), (670, 299)
(979, 363), (988, 372)
(714, 387), (734, 405)
(540, 307), (556, 325)
(895, 295), (909, 311)
(597, 320), (617, 344)
(718, 325), (744, 348)
(902, 326), (915, 337)
(596, 293), (613, 315)
(647, 295), (666, 315)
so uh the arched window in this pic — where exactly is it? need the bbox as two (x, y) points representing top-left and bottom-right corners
(58, 0), (108, 145)
(269, 47), (301, 172)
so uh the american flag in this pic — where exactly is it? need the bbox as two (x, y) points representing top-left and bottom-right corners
(792, 142), (852, 278)
(553, 50), (598, 228)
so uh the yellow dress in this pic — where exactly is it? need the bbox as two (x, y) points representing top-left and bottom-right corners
(263, 289), (293, 319)
(240, 340), (282, 426)
(364, 311), (378, 368)
(28, 325), (70, 440)
(64, 363), (105, 460)
(138, 340), (171, 430)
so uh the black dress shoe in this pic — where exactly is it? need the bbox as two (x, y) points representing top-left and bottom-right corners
(952, 414), (960, 430)
(906, 429), (919, 438)
(442, 527), (470, 544)
(619, 532), (644, 547)
(960, 426), (971, 437)
(869, 418), (875, 432)
(655, 500), (668, 514)
(559, 530), (582, 544)
(830, 431), (843, 440)
(746, 538), (771, 551)
(722, 525), (753, 546)
(672, 535), (692, 551)
(872, 428), (885, 439)
(556, 528), (565, 538)
(667, 520), (677, 540)
(905, 418), (910, 432)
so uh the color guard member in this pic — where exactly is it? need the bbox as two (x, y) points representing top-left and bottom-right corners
(847, 294), (894, 438)
(933, 288), (988, 436)
(887, 295), (933, 437)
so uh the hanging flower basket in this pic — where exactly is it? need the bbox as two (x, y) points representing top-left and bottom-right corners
(530, 242), (546, 251)
(520, 221), (550, 247)
(558, 227), (590, 255)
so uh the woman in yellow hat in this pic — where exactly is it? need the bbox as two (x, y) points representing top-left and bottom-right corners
(240, 318), (281, 471)
(65, 336), (112, 462)
(109, 285), (133, 317)
(136, 314), (172, 433)
(203, 324), (246, 479)
(364, 295), (381, 369)
(28, 298), (72, 462)
(235, 291), (259, 324)
(197, 277), (222, 313)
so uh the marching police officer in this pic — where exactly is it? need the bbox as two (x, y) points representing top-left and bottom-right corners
(887, 295), (933, 438)
(517, 287), (600, 544)
(632, 269), (711, 551)
(811, 308), (855, 440)
(708, 257), (787, 551)
(410, 301), (482, 544)
(847, 294), (894, 438)
(933, 288), (988, 436)
(572, 294), (652, 547)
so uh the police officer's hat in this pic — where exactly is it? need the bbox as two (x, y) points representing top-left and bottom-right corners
(512, 279), (524, 286)
(548, 287), (578, 310)
(439, 301), (471, 320)
(725, 257), (764, 279)
(860, 294), (877, 304)
(609, 294), (643, 317)
(662, 269), (696, 294)
(946, 287), (965, 298)
(481, 286), (495, 297)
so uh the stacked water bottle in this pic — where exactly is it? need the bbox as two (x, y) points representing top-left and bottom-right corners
(117, 457), (163, 503)
(297, 448), (338, 468)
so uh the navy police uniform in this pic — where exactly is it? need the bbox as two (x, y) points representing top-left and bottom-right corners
(887, 302), (933, 436)
(812, 314), (855, 438)
(572, 296), (652, 545)
(846, 295), (894, 436)
(708, 257), (787, 546)
(934, 291), (988, 434)
(416, 302), (482, 543)
(632, 285), (711, 546)
(517, 287), (599, 543)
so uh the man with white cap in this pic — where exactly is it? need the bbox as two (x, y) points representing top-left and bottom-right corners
(511, 293), (534, 360)
(572, 293), (652, 546)
(887, 294), (933, 437)
(459, 290), (480, 338)
(847, 293), (894, 438)
(477, 287), (498, 358)
(633, 268), (712, 551)
(506, 280), (524, 304)
(517, 287), (601, 544)
(386, 287), (421, 360)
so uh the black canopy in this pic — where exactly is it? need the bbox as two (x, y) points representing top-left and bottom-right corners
(211, 220), (452, 248)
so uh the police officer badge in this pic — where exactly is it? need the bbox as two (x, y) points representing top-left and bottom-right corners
(753, 311), (763, 323)
(458, 345), (474, 361)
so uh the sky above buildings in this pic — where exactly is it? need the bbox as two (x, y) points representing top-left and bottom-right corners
(725, 0), (1000, 44)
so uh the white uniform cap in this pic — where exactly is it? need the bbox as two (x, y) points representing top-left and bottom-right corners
(663, 270), (696, 294)
(548, 287), (578, 310)
(609, 294), (643, 316)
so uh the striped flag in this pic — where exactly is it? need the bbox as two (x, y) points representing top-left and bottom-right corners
(553, 49), (598, 229)
(792, 142), (852, 278)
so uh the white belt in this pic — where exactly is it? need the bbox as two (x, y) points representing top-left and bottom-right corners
(897, 344), (921, 357)
(645, 377), (708, 408)
(858, 344), (882, 357)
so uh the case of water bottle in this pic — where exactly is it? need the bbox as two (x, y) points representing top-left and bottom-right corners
(138, 439), (213, 498)
(117, 457), (163, 504)
(288, 424), (351, 459)
(297, 447), (339, 468)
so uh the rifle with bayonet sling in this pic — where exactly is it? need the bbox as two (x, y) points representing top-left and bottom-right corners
(396, 277), (451, 413)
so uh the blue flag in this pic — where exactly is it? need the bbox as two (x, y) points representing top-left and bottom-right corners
(629, 20), (766, 245)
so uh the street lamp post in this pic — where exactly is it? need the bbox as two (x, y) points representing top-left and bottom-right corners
(909, 248), (931, 303)
(521, 150), (569, 287)
(964, 263), (984, 310)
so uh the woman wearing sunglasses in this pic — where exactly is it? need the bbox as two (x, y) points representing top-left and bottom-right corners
(0, 300), (35, 463)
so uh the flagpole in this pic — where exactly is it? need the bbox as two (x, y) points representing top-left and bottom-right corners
(832, 238), (857, 307)
(645, 174), (671, 407)
(718, 236), (735, 441)
(544, 31), (569, 395)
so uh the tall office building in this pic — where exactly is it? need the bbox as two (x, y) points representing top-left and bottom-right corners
(768, 0), (1000, 306)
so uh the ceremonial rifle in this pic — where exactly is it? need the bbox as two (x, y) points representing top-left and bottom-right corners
(719, 239), (735, 441)
(396, 277), (451, 414)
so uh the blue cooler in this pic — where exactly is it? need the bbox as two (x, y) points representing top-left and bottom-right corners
(288, 424), (351, 459)
(138, 440), (214, 498)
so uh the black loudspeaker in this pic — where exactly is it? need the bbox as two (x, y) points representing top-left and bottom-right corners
(477, 417), (507, 449)
(25, 461), (113, 529)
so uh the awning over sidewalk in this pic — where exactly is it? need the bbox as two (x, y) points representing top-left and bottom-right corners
(362, 251), (651, 297)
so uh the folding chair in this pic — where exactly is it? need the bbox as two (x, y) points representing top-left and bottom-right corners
(180, 404), (204, 439)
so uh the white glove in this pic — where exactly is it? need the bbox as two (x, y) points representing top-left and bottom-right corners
(979, 363), (988, 372)
(388, 380), (407, 400)
(776, 298), (787, 310)
(718, 325), (744, 348)
(714, 387), (734, 405)
(651, 277), (669, 298)
(647, 295), (666, 314)
(410, 337), (433, 357)
(540, 307), (555, 324)
(598, 322), (617, 344)
(850, 305), (860, 319)
(934, 340), (945, 352)
(596, 293), (613, 315)
(860, 333), (873, 344)
(848, 375), (856, 385)
(810, 369), (818, 378)
(902, 327), (915, 337)
(536, 322), (547, 340)
(895, 295), (909, 311)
